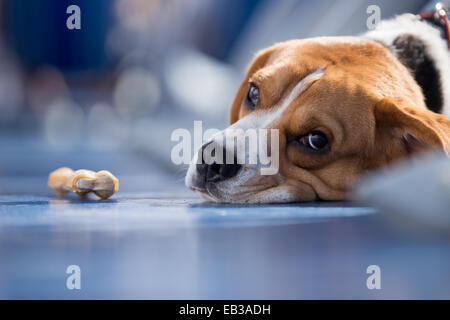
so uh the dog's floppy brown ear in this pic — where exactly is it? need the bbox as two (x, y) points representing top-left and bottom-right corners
(230, 46), (277, 124)
(374, 98), (450, 155)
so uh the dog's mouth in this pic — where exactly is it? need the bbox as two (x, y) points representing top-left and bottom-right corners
(189, 179), (280, 203)
(188, 184), (220, 202)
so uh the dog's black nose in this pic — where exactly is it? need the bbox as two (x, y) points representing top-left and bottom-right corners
(196, 143), (241, 183)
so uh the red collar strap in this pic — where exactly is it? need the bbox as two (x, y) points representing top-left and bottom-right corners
(419, 2), (450, 49)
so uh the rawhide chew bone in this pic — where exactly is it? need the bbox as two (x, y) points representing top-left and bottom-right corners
(48, 167), (119, 199)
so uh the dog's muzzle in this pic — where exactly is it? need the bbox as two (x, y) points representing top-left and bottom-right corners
(194, 142), (241, 188)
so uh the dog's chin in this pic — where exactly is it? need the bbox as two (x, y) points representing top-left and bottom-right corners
(186, 164), (312, 203)
(189, 185), (251, 203)
(189, 183), (304, 204)
(188, 184), (263, 203)
(191, 188), (219, 202)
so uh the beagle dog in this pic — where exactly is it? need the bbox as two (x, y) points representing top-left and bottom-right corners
(186, 13), (450, 203)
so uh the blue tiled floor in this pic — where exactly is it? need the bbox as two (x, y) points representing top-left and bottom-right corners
(1, 135), (449, 299)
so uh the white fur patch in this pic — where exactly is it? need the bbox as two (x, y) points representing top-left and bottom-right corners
(364, 14), (450, 117)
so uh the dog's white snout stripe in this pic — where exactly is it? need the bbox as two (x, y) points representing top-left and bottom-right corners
(264, 68), (325, 127)
(231, 68), (325, 131)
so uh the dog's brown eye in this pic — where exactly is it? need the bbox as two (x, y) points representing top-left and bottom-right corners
(299, 132), (329, 151)
(245, 83), (259, 109)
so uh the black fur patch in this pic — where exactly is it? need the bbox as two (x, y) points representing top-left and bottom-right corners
(392, 34), (443, 113)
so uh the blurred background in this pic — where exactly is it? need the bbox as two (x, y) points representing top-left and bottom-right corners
(0, 0), (437, 191)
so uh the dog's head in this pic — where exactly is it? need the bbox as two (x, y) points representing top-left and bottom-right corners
(186, 37), (450, 203)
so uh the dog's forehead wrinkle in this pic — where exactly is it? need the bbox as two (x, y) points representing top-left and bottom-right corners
(260, 67), (325, 128)
(251, 60), (291, 82)
(231, 68), (326, 131)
